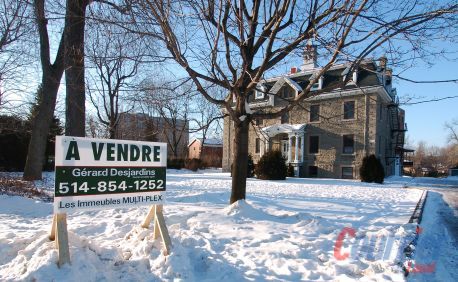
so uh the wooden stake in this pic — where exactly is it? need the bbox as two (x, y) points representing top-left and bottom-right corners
(141, 205), (155, 228)
(153, 205), (162, 239)
(141, 205), (172, 255)
(55, 213), (70, 267)
(154, 205), (171, 255)
(49, 214), (57, 241)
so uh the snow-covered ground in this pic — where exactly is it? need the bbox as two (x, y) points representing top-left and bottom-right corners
(0, 170), (456, 281)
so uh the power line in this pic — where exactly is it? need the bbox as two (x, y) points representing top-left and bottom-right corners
(402, 95), (458, 105)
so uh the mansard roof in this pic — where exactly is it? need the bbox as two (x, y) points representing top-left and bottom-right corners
(269, 61), (381, 91)
(247, 60), (388, 104)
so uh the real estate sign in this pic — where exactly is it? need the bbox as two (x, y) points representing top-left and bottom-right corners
(54, 136), (167, 212)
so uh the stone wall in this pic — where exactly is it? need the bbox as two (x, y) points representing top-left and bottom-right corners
(222, 89), (396, 178)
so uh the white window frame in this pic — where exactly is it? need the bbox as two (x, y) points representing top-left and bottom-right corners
(311, 76), (323, 91)
(255, 84), (266, 100)
(343, 70), (358, 84)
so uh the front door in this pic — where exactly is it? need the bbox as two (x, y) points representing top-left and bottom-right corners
(281, 140), (289, 160)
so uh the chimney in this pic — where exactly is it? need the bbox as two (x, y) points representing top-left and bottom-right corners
(300, 42), (317, 71)
(385, 68), (392, 85)
(378, 56), (387, 70)
(290, 67), (297, 74)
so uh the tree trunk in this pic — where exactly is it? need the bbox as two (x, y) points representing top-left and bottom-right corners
(109, 123), (115, 139)
(23, 0), (65, 181)
(23, 73), (62, 180)
(65, 0), (87, 137)
(230, 118), (249, 204)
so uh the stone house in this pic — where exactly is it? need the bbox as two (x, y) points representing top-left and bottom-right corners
(188, 137), (223, 167)
(222, 47), (407, 179)
(115, 113), (189, 159)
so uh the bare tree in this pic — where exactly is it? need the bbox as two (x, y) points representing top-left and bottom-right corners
(135, 0), (458, 203)
(24, 0), (131, 180)
(189, 86), (225, 160)
(23, 0), (67, 180)
(140, 78), (192, 159)
(445, 119), (458, 144)
(86, 21), (143, 138)
(86, 114), (109, 138)
(0, 0), (33, 110)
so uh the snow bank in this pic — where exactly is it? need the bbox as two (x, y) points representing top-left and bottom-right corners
(0, 170), (427, 281)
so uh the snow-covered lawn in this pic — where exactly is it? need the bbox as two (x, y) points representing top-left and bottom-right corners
(0, 170), (443, 281)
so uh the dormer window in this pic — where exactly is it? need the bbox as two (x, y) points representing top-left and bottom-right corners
(255, 84), (266, 100)
(311, 76), (323, 91)
(281, 87), (294, 99)
(341, 66), (358, 85)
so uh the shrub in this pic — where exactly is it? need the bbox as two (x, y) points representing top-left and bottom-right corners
(185, 158), (202, 171)
(359, 154), (385, 184)
(247, 154), (255, 178)
(427, 170), (439, 178)
(255, 150), (287, 180)
(167, 158), (185, 169)
(287, 164), (295, 177)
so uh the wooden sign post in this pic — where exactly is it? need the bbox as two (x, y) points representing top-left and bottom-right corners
(142, 204), (171, 255)
(49, 213), (70, 267)
(51, 136), (170, 267)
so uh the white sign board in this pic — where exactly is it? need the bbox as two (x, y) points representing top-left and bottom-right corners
(54, 136), (167, 213)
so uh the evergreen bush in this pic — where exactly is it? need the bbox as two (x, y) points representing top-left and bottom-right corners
(255, 150), (287, 180)
(247, 154), (255, 178)
(167, 158), (185, 169)
(359, 154), (385, 184)
(185, 158), (202, 171)
(287, 164), (295, 177)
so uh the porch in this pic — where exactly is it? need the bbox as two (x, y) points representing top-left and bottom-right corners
(260, 124), (306, 177)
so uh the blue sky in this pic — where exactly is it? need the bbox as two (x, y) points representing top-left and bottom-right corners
(394, 59), (458, 147)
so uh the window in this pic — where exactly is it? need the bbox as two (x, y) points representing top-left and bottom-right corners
(343, 70), (357, 84)
(342, 134), (354, 154)
(310, 105), (320, 122)
(281, 87), (294, 99)
(255, 138), (260, 154)
(311, 77), (323, 91)
(255, 84), (265, 99)
(309, 136), (319, 154)
(309, 166), (318, 177)
(281, 112), (289, 124)
(342, 167), (353, 179)
(379, 103), (383, 121)
(343, 101), (355, 120)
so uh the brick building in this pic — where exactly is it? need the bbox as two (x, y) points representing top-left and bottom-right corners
(115, 113), (189, 159)
(188, 137), (223, 167)
(222, 47), (407, 179)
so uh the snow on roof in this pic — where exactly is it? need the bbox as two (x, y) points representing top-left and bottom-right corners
(261, 124), (306, 137)
(188, 137), (223, 147)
